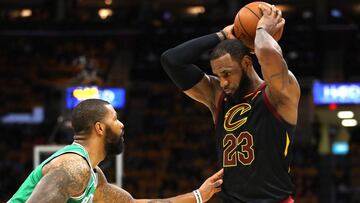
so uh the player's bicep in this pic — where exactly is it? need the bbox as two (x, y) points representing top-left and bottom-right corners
(27, 154), (90, 203)
(259, 50), (300, 102)
(184, 74), (220, 112)
(94, 167), (135, 203)
(26, 168), (71, 203)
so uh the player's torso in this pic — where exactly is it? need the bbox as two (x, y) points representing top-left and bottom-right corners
(8, 143), (97, 203)
(215, 83), (295, 203)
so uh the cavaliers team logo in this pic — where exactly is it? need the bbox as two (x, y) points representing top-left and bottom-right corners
(224, 103), (251, 132)
(223, 103), (255, 167)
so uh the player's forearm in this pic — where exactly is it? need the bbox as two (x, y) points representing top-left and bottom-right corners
(95, 183), (198, 203)
(137, 191), (198, 203)
(94, 183), (135, 203)
(254, 28), (289, 83)
(254, 28), (283, 64)
(162, 33), (221, 64)
(160, 33), (222, 90)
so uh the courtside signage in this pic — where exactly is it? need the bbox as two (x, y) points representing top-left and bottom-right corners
(313, 82), (360, 104)
(66, 86), (125, 109)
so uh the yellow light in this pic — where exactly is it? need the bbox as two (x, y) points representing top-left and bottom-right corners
(337, 111), (354, 119)
(73, 87), (100, 100)
(341, 119), (358, 127)
(98, 8), (113, 20)
(186, 6), (205, 15)
(20, 9), (32, 18)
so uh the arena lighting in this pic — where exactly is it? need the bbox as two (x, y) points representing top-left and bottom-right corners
(330, 8), (342, 18)
(341, 119), (358, 127)
(332, 141), (349, 155)
(287, 51), (298, 59)
(1, 107), (44, 124)
(66, 86), (125, 109)
(98, 8), (113, 19)
(337, 111), (354, 119)
(313, 82), (360, 104)
(302, 10), (313, 19)
(186, 6), (205, 15)
(20, 9), (32, 18)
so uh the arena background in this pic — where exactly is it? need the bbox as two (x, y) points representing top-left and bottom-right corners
(0, 0), (360, 202)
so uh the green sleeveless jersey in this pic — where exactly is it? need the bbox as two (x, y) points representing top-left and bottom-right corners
(8, 143), (98, 203)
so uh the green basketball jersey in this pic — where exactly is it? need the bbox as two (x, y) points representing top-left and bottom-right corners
(8, 143), (98, 203)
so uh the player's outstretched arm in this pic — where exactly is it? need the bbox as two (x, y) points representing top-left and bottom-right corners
(26, 154), (91, 203)
(254, 4), (300, 124)
(93, 168), (223, 203)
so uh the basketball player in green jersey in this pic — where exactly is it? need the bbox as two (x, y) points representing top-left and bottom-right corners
(9, 99), (223, 203)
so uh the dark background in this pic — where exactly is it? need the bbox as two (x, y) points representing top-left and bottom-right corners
(0, 0), (360, 202)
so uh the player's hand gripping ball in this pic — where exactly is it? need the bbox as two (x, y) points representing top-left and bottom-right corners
(233, 1), (284, 49)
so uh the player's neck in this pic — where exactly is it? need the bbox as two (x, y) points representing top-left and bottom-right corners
(247, 67), (263, 93)
(74, 138), (105, 168)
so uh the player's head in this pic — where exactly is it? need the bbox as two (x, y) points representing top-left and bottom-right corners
(209, 39), (251, 95)
(71, 99), (125, 155)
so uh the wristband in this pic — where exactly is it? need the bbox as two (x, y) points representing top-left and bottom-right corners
(193, 189), (203, 203)
(220, 30), (227, 40)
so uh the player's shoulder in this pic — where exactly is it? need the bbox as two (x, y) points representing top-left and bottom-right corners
(43, 153), (90, 174)
(208, 74), (219, 83)
(42, 153), (91, 194)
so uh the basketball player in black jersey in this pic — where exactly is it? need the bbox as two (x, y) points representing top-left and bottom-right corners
(161, 4), (300, 203)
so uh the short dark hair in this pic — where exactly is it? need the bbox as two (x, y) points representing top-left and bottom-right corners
(209, 39), (250, 61)
(71, 99), (110, 135)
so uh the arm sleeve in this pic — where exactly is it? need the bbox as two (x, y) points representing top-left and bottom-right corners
(161, 33), (221, 90)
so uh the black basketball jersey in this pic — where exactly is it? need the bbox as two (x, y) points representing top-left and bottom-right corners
(214, 82), (295, 203)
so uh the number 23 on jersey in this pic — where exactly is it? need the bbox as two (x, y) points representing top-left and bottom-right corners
(223, 131), (255, 167)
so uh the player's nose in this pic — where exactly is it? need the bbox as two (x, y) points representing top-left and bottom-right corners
(119, 121), (124, 129)
(220, 78), (229, 88)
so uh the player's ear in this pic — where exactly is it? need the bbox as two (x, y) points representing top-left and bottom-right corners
(94, 121), (105, 136)
(241, 55), (253, 70)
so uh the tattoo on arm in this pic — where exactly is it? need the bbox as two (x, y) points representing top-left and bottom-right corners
(96, 184), (135, 203)
(94, 167), (135, 203)
(27, 156), (90, 203)
(27, 169), (70, 203)
(269, 67), (288, 90)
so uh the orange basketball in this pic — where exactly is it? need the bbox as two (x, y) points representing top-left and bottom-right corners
(233, 1), (283, 49)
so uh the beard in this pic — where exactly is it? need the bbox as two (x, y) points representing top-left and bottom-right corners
(228, 72), (251, 103)
(104, 128), (124, 156)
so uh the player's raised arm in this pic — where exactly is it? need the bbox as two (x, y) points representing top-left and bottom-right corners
(26, 154), (91, 203)
(161, 29), (234, 113)
(93, 167), (223, 203)
(254, 4), (300, 124)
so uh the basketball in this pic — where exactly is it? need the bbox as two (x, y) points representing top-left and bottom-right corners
(233, 1), (284, 49)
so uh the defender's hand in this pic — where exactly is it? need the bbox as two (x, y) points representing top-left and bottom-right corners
(257, 4), (285, 36)
(198, 169), (223, 202)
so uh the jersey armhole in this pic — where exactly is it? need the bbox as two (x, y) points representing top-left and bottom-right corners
(262, 89), (296, 128)
(41, 151), (90, 171)
(214, 92), (225, 126)
(262, 89), (283, 122)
